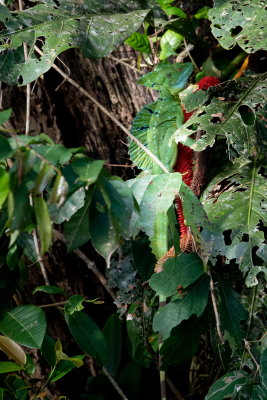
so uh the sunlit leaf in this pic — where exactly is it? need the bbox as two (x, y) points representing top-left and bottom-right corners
(0, 336), (26, 366)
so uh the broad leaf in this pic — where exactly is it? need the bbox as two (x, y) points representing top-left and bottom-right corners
(159, 30), (183, 60)
(174, 76), (267, 164)
(50, 356), (84, 382)
(160, 314), (208, 370)
(65, 295), (85, 315)
(205, 370), (249, 400)
(202, 165), (267, 286)
(0, 136), (13, 161)
(0, 108), (12, 126)
(71, 157), (104, 183)
(218, 280), (247, 345)
(65, 310), (107, 364)
(150, 253), (204, 297)
(208, 0), (267, 53)
(0, 305), (46, 349)
(153, 275), (210, 339)
(64, 188), (93, 250)
(0, 4), (149, 85)
(139, 173), (182, 259)
(125, 32), (151, 53)
(54, 187), (85, 224)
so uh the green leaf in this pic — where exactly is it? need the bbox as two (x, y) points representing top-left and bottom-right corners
(6, 374), (28, 400)
(33, 196), (52, 254)
(205, 370), (249, 400)
(65, 310), (107, 364)
(33, 144), (74, 166)
(0, 305), (46, 349)
(260, 348), (267, 391)
(202, 165), (267, 286)
(194, 6), (210, 20)
(32, 285), (66, 295)
(160, 314), (208, 370)
(64, 295), (85, 315)
(103, 314), (122, 376)
(0, 168), (9, 209)
(54, 187), (85, 224)
(0, 362), (23, 374)
(139, 173), (182, 259)
(164, 7), (186, 18)
(50, 356), (84, 382)
(208, 0), (267, 53)
(0, 4), (149, 85)
(150, 253), (204, 297)
(0, 136), (13, 161)
(64, 188), (93, 250)
(125, 32), (151, 53)
(72, 157), (104, 183)
(153, 275), (210, 339)
(41, 334), (56, 367)
(218, 280), (247, 346)
(174, 75), (267, 163)
(159, 29), (183, 60)
(0, 108), (12, 125)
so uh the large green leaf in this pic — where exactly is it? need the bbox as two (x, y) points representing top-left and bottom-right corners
(174, 75), (267, 163)
(71, 157), (104, 183)
(0, 362), (23, 374)
(0, 136), (13, 161)
(150, 253), (204, 296)
(153, 275), (210, 339)
(218, 280), (248, 346)
(65, 309), (107, 364)
(0, 305), (46, 349)
(139, 173), (182, 259)
(202, 165), (267, 286)
(208, 0), (267, 53)
(205, 370), (249, 400)
(0, 3), (149, 85)
(54, 187), (85, 224)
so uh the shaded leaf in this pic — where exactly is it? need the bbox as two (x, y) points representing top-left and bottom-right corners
(150, 253), (204, 297)
(208, 0), (267, 53)
(72, 157), (104, 183)
(32, 285), (66, 295)
(0, 108), (12, 126)
(260, 348), (267, 391)
(6, 374), (27, 400)
(0, 168), (9, 209)
(0, 305), (46, 349)
(50, 356), (84, 382)
(54, 187), (85, 224)
(218, 280), (247, 346)
(0, 362), (23, 374)
(64, 295), (85, 315)
(65, 310), (107, 364)
(153, 275), (210, 339)
(103, 314), (122, 376)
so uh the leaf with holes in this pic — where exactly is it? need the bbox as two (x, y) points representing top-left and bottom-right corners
(208, 0), (267, 53)
(174, 76), (267, 164)
(0, 3), (149, 85)
(202, 164), (267, 286)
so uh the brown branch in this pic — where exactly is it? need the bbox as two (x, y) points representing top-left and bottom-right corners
(53, 229), (116, 301)
(208, 271), (225, 344)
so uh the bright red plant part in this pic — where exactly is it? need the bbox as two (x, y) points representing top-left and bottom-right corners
(174, 76), (220, 252)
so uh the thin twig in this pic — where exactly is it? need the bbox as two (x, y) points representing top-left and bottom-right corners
(183, 39), (199, 71)
(18, 0), (31, 135)
(34, 45), (169, 174)
(244, 340), (260, 374)
(208, 271), (224, 344)
(39, 301), (66, 308)
(105, 163), (135, 168)
(30, 194), (50, 286)
(176, 44), (194, 63)
(166, 375), (185, 400)
(108, 55), (143, 74)
(102, 366), (129, 400)
(53, 229), (116, 301)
